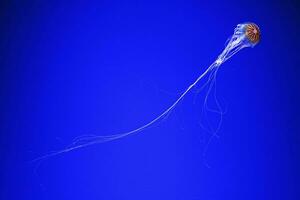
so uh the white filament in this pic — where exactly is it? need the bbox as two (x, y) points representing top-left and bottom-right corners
(32, 23), (257, 162)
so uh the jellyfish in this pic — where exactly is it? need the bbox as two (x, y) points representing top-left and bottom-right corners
(33, 22), (260, 162)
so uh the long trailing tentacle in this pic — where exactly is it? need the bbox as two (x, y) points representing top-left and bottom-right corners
(31, 63), (216, 163)
(32, 23), (258, 162)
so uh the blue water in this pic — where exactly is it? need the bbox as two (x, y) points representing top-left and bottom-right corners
(1, 1), (300, 199)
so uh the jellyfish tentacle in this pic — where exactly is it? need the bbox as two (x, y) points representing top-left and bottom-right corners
(33, 22), (260, 162)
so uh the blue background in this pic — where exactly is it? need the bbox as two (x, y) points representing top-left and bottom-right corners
(1, 0), (300, 199)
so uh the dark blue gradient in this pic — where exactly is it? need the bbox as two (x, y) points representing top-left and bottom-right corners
(1, 1), (300, 200)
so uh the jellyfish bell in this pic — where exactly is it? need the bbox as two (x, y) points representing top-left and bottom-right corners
(236, 23), (260, 47)
(245, 23), (260, 45)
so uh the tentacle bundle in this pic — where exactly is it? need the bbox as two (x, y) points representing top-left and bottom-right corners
(33, 22), (260, 162)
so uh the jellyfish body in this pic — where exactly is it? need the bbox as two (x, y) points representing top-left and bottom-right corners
(215, 22), (260, 66)
(33, 22), (260, 162)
